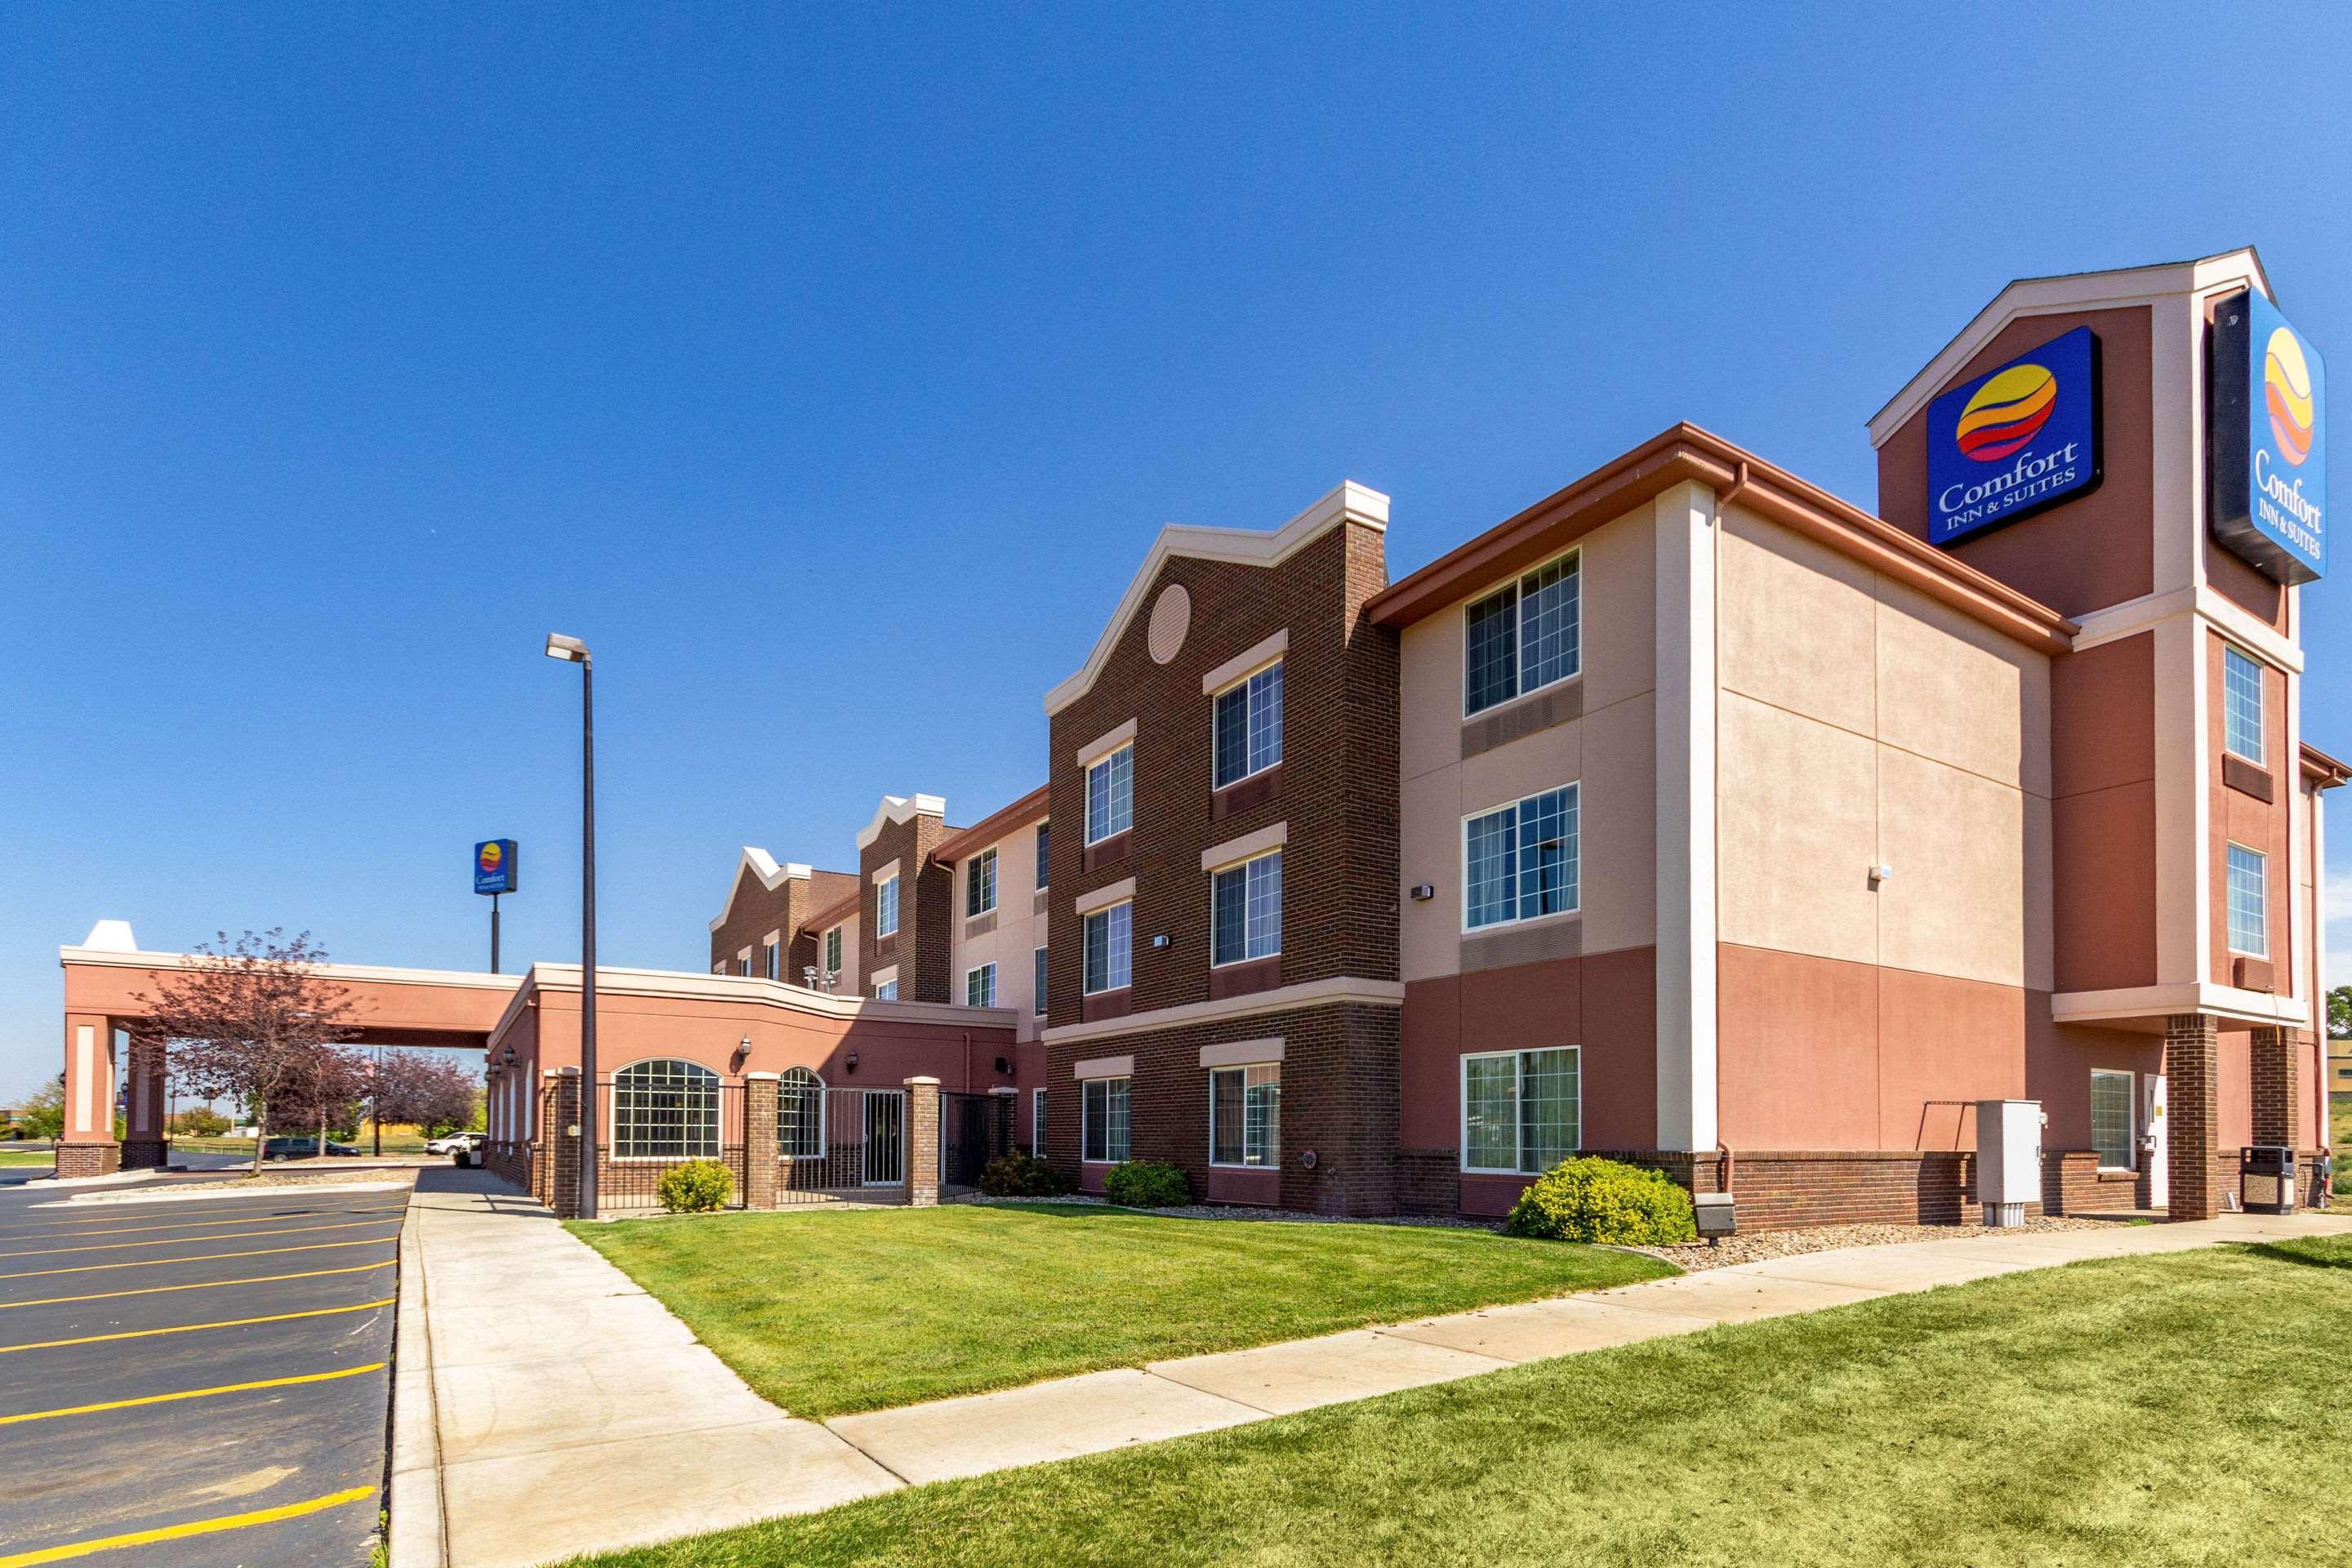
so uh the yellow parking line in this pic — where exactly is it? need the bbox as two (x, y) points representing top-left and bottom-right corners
(0, 1482), (376, 1565)
(0, 1298), (394, 1354)
(0, 1205), (407, 1240)
(0, 1233), (399, 1283)
(0, 1218), (408, 1259)
(0, 1361), (386, 1426)
(0, 1260), (394, 1310)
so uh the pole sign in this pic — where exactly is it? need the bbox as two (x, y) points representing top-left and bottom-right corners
(1925, 325), (2102, 546)
(2209, 289), (2325, 586)
(474, 839), (519, 896)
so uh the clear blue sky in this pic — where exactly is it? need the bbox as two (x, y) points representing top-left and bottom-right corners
(5, 3), (2349, 1095)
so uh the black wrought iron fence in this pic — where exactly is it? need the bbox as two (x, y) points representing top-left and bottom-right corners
(940, 1090), (1012, 1190)
(778, 1086), (907, 1204)
(595, 1074), (747, 1212)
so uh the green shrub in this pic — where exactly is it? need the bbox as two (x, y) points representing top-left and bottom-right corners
(976, 1151), (1072, 1197)
(1503, 1156), (1696, 1245)
(656, 1159), (734, 1214)
(1102, 1159), (1192, 1208)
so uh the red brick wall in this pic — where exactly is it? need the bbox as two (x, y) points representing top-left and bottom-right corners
(862, 810), (953, 1003)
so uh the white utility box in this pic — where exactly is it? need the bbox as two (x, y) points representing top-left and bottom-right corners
(1977, 1098), (2042, 1227)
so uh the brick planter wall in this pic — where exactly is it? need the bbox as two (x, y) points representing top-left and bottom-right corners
(55, 1143), (120, 1180)
(2042, 1149), (2145, 1214)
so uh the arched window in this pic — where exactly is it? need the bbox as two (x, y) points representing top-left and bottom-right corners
(612, 1059), (719, 1159)
(778, 1067), (825, 1158)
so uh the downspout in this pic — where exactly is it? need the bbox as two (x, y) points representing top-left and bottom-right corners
(1711, 463), (1746, 1197)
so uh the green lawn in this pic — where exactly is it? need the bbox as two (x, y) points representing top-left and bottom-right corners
(0, 1148), (53, 1166)
(568, 1203), (1668, 1418)
(563, 1233), (2352, 1568)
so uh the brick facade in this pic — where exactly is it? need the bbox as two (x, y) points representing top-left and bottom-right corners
(862, 807), (954, 1003)
(55, 1142), (120, 1179)
(2042, 1149), (2147, 1215)
(2251, 1025), (2302, 1148)
(2163, 1013), (2223, 1220)
(906, 1077), (941, 1206)
(709, 861), (858, 981)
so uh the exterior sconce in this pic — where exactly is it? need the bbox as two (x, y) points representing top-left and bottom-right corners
(499, 1045), (517, 1068)
(845, 1050), (860, 1075)
(1152, 933), (1169, 949)
(730, 1035), (751, 1073)
(1868, 863), (1894, 888)
(995, 1056), (1013, 1076)
(1410, 884), (1435, 902)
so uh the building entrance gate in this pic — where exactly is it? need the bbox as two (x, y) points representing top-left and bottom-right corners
(939, 1090), (1012, 1190)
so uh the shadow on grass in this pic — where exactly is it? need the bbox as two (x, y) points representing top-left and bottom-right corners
(2241, 1236), (2352, 1270)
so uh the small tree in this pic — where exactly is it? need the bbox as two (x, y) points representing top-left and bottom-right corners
(171, 1106), (231, 1137)
(2328, 984), (2350, 1043)
(133, 930), (363, 1178)
(16, 1076), (66, 1142)
(372, 1052), (483, 1145)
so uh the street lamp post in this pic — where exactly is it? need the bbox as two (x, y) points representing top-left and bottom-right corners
(545, 632), (598, 1219)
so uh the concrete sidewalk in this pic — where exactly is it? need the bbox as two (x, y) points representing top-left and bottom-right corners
(391, 1184), (2352, 1566)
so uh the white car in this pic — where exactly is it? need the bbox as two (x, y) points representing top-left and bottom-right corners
(425, 1131), (485, 1156)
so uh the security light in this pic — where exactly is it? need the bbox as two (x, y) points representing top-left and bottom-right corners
(545, 633), (590, 663)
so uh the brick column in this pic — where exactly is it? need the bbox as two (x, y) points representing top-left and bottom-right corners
(2250, 1027), (2302, 1149)
(2163, 1013), (2222, 1221)
(120, 1035), (170, 1170)
(56, 1012), (120, 1178)
(905, 1076), (940, 1207)
(743, 1073), (779, 1210)
(547, 1068), (582, 1218)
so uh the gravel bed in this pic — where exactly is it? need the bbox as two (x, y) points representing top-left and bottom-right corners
(1628, 1214), (2121, 1272)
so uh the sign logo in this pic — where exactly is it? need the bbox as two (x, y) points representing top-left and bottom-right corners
(1926, 325), (2102, 546)
(2210, 290), (2325, 585)
(474, 839), (519, 897)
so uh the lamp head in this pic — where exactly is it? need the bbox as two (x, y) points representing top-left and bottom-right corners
(544, 633), (590, 664)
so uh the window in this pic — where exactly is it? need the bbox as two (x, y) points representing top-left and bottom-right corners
(1082, 902), (1132, 994)
(1034, 947), (1049, 1017)
(1461, 1048), (1580, 1174)
(1209, 1063), (1281, 1167)
(1082, 1076), (1130, 1162)
(874, 979), (899, 1001)
(2090, 1070), (2135, 1171)
(764, 942), (780, 982)
(1464, 551), (1581, 716)
(1211, 850), (1282, 965)
(1086, 745), (1133, 844)
(1213, 662), (1284, 788)
(966, 849), (998, 917)
(825, 926), (842, 975)
(778, 1067), (824, 1158)
(739, 954), (753, 977)
(965, 962), (996, 1008)
(2227, 843), (2268, 956)
(612, 1059), (719, 1160)
(1036, 822), (1050, 889)
(712, 963), (724, 976)
(1032, 1089), (1047, 1156)
(877, 875), (900, 938)
(1464, 785), (1579, 931)
(2224, 644), (2265, 762)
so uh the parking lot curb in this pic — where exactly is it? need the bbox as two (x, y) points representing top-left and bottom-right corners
(41, 1178), (414, 1208)
(390, 1188), (448, 1568)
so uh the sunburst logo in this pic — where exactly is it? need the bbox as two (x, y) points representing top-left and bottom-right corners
(478, 842), (504, 875)
(2265, 325), (2315, 466)
(1955, 363), (2059, 462)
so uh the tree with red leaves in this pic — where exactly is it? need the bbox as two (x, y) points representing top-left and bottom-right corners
(367, 1050), (482, 1152)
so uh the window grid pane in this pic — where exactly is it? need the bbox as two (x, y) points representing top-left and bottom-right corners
(2227, 844), (2268, 956)
(965, 964), (996, 1008)
(967, 850), (997, 917)
(874, 980), (898, 1001)
(1517, 1048), (1579, 1173)
(1517, 555), (1581, 693)
(1464, 585), (1519, 715)
(1035, 947), (1049, 1016)
(1516, 787), (1578, 920)
(1084, 903), (1132, 993)
(1087, 746), (1133, 844)
(1214, 684), (1250, 789)
(1210, 1067), (1244, 1165)
(2090, 1071), (2134, 1170)
(825, 926), (841, 974)
(1463, 1055), (1519, 1170)
(1213, 865), (1245, 965)
(613, 1060), (719, 1160)
(877, 876), (899, 938)
(1465, 807), (1517, 929)
(1245, 1063), (1279, 1167)
(778, 1067), (823, 1158)
(1036, 823), (1050, 889)
(2224, 647), (2265, 761)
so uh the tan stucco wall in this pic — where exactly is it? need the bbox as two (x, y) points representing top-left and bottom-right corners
(1397, 506), (1656, 982)
(1715, 506), (2053, 993)
(946, 813), (1049, 1040)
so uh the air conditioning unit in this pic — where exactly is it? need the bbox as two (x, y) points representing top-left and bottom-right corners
(1977, 1099), (2042, 1227)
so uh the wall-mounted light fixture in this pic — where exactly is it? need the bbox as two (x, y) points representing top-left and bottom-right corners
(1868, 863), (1894, 888)
(995, 1056), (1013, 1076)
(1410, 884), (1435, 902)
(844, 1050), (860, 1075)
(730, 1035), (751, 1073)
(1152, 933), (1169, 949)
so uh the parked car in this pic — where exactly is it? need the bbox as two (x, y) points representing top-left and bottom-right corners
(425, 1131), (484, 1156)
(261, 1136), (360, 1160)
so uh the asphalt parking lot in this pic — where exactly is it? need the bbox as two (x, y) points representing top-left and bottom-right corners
(0, 1181), (403, 1566)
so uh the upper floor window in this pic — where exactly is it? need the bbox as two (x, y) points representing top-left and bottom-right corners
(1464, 551), (1581, 716)
(1034, 946), (1049, 1017)
(613, 1058), (719, 1160)
(739, 953), (754, 977)
(1213, 662), (1284, 788)
(764, 942), (781, 982)
(1211, 850), (1282, 966)
(1083, 901), (1133, 994)
(874, 978), (899, 1002)
(1464, 784), (1579, 931)
(2223, 644), (2265, 763)
(2226, 842), (2268, 957)
(825, 925), (842, 975)
(1086, 745), (1134, 844)
(877, 875), (900, 938)
(967, 849), (998, 917)
(1035, 822), (1051, 889)
(965, 962), (997, 1008)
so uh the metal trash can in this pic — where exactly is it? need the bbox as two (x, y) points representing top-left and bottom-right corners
(2242, 1145), (2296, 1216)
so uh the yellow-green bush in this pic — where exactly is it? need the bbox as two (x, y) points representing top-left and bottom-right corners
(656, 1159), (735, 1214)
(1503, 1156), (1695, 1245)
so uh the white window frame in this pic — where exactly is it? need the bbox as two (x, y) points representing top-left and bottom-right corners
(2225, 841), (2269, 957)
(2090, 1068), (2136, 1173)
(764, 941), (781, 982)
(611, 1058), (722, 1162)
(825, 925), (842, 975)
(965, 962), (997, 1009)
(1211, 658), (1285, 790)
(1463, 547), (1582, 718)
(1034, 946), (1049, 1017)
(1085, 744), (1134, 845)
(1459, 1046), (1583, 1175)
(2222, 643), (2266, 764)
(1207, 1062), (1281, 1169)
(1031, 1088), (1046, 1156)
(1081, 1075), (1130, 1164)
(1036, 822), (1051, 889)
(873, 979), (899, 1002)
(877, 875), (900, 938)
(967, 849), (998, 917)
(1082, 901), (1133, 995)
(778, 1067), (826, 1159)
(1209, 849), (1283, 967)
(1461, 783), (1580, 934)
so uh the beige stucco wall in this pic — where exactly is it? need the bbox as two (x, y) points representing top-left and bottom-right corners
(814, 910), (860, 996)
(947, 813), (1049, 1040)
(1397, 505), (1658, 982)
(1714, 506), (2054, 992)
